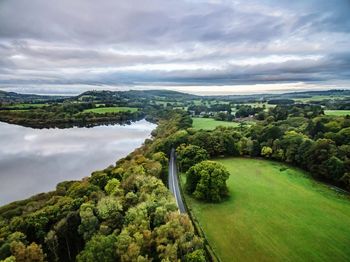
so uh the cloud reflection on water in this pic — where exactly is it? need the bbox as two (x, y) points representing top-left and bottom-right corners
(0, 120), (156, 205)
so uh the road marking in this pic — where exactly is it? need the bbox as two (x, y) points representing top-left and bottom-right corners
(171, 154), (180, 209)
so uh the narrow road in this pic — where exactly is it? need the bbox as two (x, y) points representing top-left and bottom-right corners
(168, 148), (186, 213)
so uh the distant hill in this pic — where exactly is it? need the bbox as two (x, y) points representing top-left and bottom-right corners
(0, 90), (68, 103)
(76, 89), (199, 101)
(211, 89), (350, 102)
(1, 88), (349, 103)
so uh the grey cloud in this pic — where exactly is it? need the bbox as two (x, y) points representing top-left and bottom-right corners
(0, 0), (350, 94)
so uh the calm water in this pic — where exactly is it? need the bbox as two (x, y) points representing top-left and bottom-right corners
(0, 120), (156, 205)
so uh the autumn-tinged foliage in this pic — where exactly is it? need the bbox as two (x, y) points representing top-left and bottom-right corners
(0, 110), (205, 261)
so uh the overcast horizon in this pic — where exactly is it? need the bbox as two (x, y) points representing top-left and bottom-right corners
(1, 0), (350, 95)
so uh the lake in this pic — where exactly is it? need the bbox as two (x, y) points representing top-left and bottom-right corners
(0, 120), (156, 205)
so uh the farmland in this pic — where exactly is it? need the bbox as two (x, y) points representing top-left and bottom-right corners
(192, 117), (240, 130)
(6, 103), (48, 108)
(83, 106), (138, 114)
(324, 110), (350, 116)
(183, 158), (350, 262)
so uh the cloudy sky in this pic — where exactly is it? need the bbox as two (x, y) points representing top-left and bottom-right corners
(0, 0), (350, 95)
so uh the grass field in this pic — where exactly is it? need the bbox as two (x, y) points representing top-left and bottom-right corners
(324, 110), (350, 116)
(192, 117), (240, 130)
(294, 95), (350, 102)
(83, 107), (138, 114)
(7, 103), (48, 108)
(183, 158), (350, 262)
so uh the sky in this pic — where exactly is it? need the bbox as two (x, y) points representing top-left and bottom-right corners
(0, 0), (350, 95)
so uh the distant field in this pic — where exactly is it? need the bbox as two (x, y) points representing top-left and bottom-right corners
(7, 109), (29, 112)
(183, 158), (350, 262)
(7, 103), (48, 108)
(83, 107), (138, 114)
(192, 117), (240, 130)
(241, 102), (275, 108)
(324, 110), (350, 116)
(294, 95), (350, 102)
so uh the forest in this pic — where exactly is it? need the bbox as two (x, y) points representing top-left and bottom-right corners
(0, 110), (207, 261)
(1, 89), (350, 261)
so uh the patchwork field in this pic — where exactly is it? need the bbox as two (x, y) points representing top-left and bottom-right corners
(192, 117), (240, 130)
(183, 158), (350, 262)
(324, 110), (350, 116)
(83, 106), (138, 114)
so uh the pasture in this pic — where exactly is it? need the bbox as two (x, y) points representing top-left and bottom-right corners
(7, 103), (48, 109)
(192, 117), (240, 130)
(83, 107), (138, 114)
(183, 158), (350, 262)
(324, 110), (350, 116)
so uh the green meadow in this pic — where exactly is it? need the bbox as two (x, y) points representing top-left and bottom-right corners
(192, 117), (240, 130)
(7, 103), (48, 108)
(83, 107), (138, 114)
(183, 158), (350, 262)
(324, 110), (350, 116)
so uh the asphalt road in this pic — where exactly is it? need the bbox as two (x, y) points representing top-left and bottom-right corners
(168, 148), (186, 213)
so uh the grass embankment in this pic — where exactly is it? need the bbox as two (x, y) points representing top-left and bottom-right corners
(324, 110), (350, 116)
(83, 107), (138, 114)
(192, 118), (240, 130)
(183, 158), (350, 262)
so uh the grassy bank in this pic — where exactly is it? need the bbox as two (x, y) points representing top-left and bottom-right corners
(183, 158), (350, 262)
(192, 118), (240, 130)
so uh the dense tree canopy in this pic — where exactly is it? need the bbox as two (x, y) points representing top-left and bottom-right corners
(186, 161), (230, 202)
(176, 144), (209, 172)
(0, 111), (205, 262)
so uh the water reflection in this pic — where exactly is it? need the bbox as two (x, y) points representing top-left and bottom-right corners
(0, 120), (156, 205)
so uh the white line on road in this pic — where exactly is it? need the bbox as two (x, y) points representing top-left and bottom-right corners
(171, 155), (180, 210)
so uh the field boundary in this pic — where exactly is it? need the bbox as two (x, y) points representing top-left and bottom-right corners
(176, 170), (222, 262)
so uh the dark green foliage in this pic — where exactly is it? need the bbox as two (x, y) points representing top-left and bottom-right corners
(268, 99), (294, 105)
(235, 105), (263, 118)
(176, 144), (209, 172)
(269, 104), (323, 121)
(186, 161), (230, 202)
(189, 127), (241, 157)
(185, 249), (206, 262)
(76, 234), (117, 262)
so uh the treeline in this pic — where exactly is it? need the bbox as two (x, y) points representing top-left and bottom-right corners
(312, 97), (350, 110)
(235, 105), (264, 118)
(0, 110), (206, 261)
(0, 103), (145, 128)
(263, 104), (324, 121)
(152, 106), (350, 191)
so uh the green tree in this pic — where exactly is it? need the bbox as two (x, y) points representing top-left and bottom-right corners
(96, 196), (123, 221)
(185, 249), (206, 262)
(261, 146), (273, 158)
(176, 144), (209, 172)
(78, 203), (99, 241)
(104, 178), (124, 197)
(186, 161), (230, 202)
(76, 234), (117, 262)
